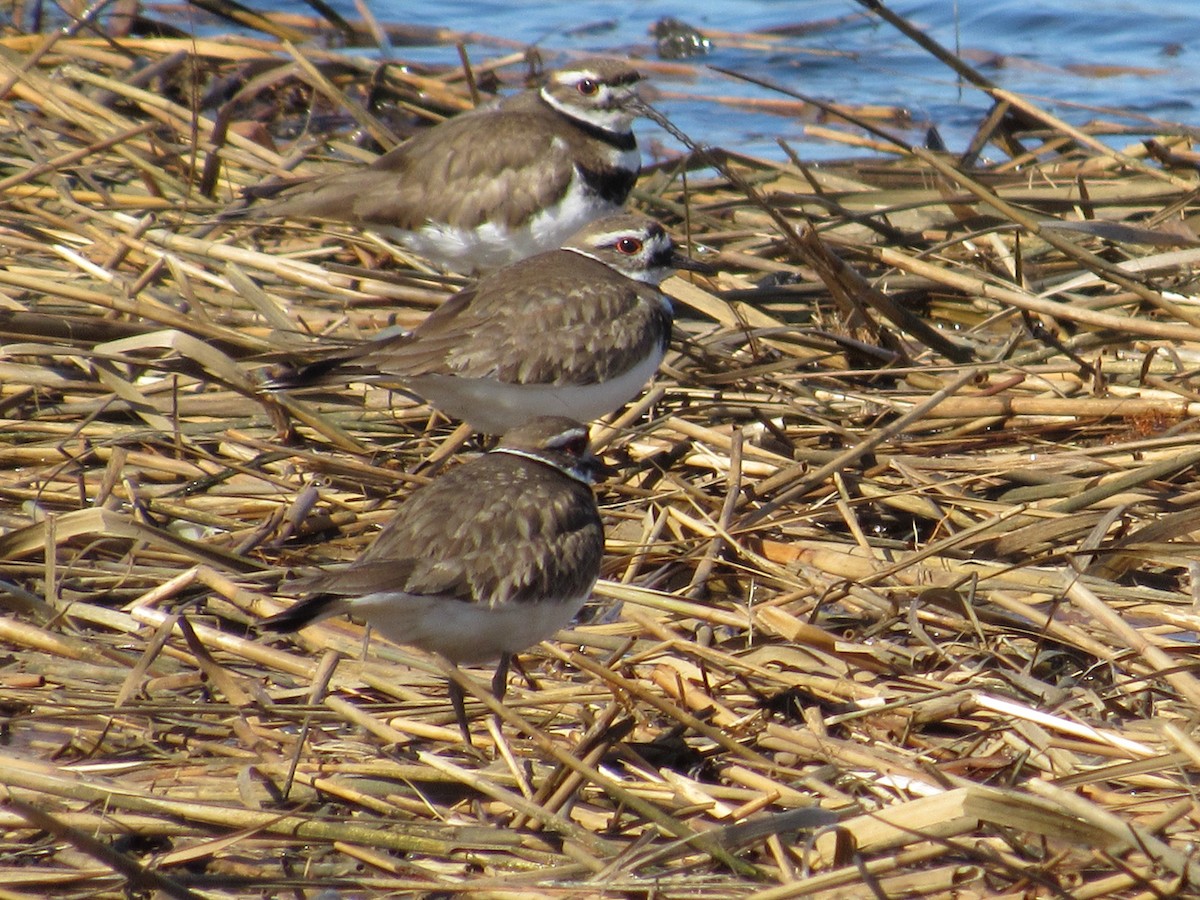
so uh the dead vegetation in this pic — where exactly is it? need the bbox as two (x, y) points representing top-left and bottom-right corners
(2, 5), (1200, 898)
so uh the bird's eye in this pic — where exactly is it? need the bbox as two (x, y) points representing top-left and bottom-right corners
(616, 237), (642, 255)
(577, 78), (600, 96)
(552, 431), (589, 457)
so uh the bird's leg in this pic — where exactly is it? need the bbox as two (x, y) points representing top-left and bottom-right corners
(444, 655), (511, 751)
(485, 653), (515, 748)
(447, 675), (475, 749)
(506, 652), (541, 692)
(491, 652), (512, 701)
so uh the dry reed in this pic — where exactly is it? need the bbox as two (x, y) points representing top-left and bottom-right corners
(1, 4), (1200, 898)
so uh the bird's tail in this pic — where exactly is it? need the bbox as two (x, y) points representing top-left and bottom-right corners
(257, 355), (360, 393)
(215, 177), (315, 221)
(260, 593), (343, 632)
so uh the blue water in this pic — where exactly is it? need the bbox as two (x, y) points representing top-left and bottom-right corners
(294, 1), (1200, 160)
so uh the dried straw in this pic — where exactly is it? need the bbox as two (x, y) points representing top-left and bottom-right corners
(1, 4), (1199, 897)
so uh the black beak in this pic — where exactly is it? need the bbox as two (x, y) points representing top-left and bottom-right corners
(580, 450), (617, 484)
(669, 249), (718, 276)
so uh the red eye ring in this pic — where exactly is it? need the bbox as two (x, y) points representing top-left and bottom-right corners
(616, 237), (642, 255)
(550, 431), (589, 457)
(577, 78), (600, 96)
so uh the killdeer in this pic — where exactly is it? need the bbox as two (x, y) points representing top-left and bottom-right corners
(261, 416), (605, 742)
(231, 58), (646, 274)
(264, 213), (712, 434)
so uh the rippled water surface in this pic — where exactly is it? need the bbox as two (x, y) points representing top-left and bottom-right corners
(280, 0), (1199, 160)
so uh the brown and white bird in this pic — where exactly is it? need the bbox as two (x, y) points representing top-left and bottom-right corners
(263, 213), (711, 433)
(260, 416), (605, 740)
(229, 58), (646, 274)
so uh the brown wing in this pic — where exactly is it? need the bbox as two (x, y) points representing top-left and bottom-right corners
(259, 108), (578, 232)
(271, 282), (484, 389)
(287, 559), (418, 598)
(356, 252), (672, 385)
(346, 452), (603, 607)
(270, 252), (670, 391)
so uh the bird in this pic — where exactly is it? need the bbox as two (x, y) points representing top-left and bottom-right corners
(260, 416), (605, 743)
(227, 57), (647, 274)
(262, 212), (712, 434)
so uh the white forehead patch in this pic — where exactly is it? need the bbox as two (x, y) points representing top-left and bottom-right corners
(555, 68), (601, 86)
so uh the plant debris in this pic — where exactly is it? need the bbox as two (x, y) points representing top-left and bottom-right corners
(2, 5), (1200, 898)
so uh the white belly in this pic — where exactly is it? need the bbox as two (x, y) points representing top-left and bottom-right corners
(376, 171), (623, 275)
(349, 589), (592, 664)
(408, 345), (664, 433)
